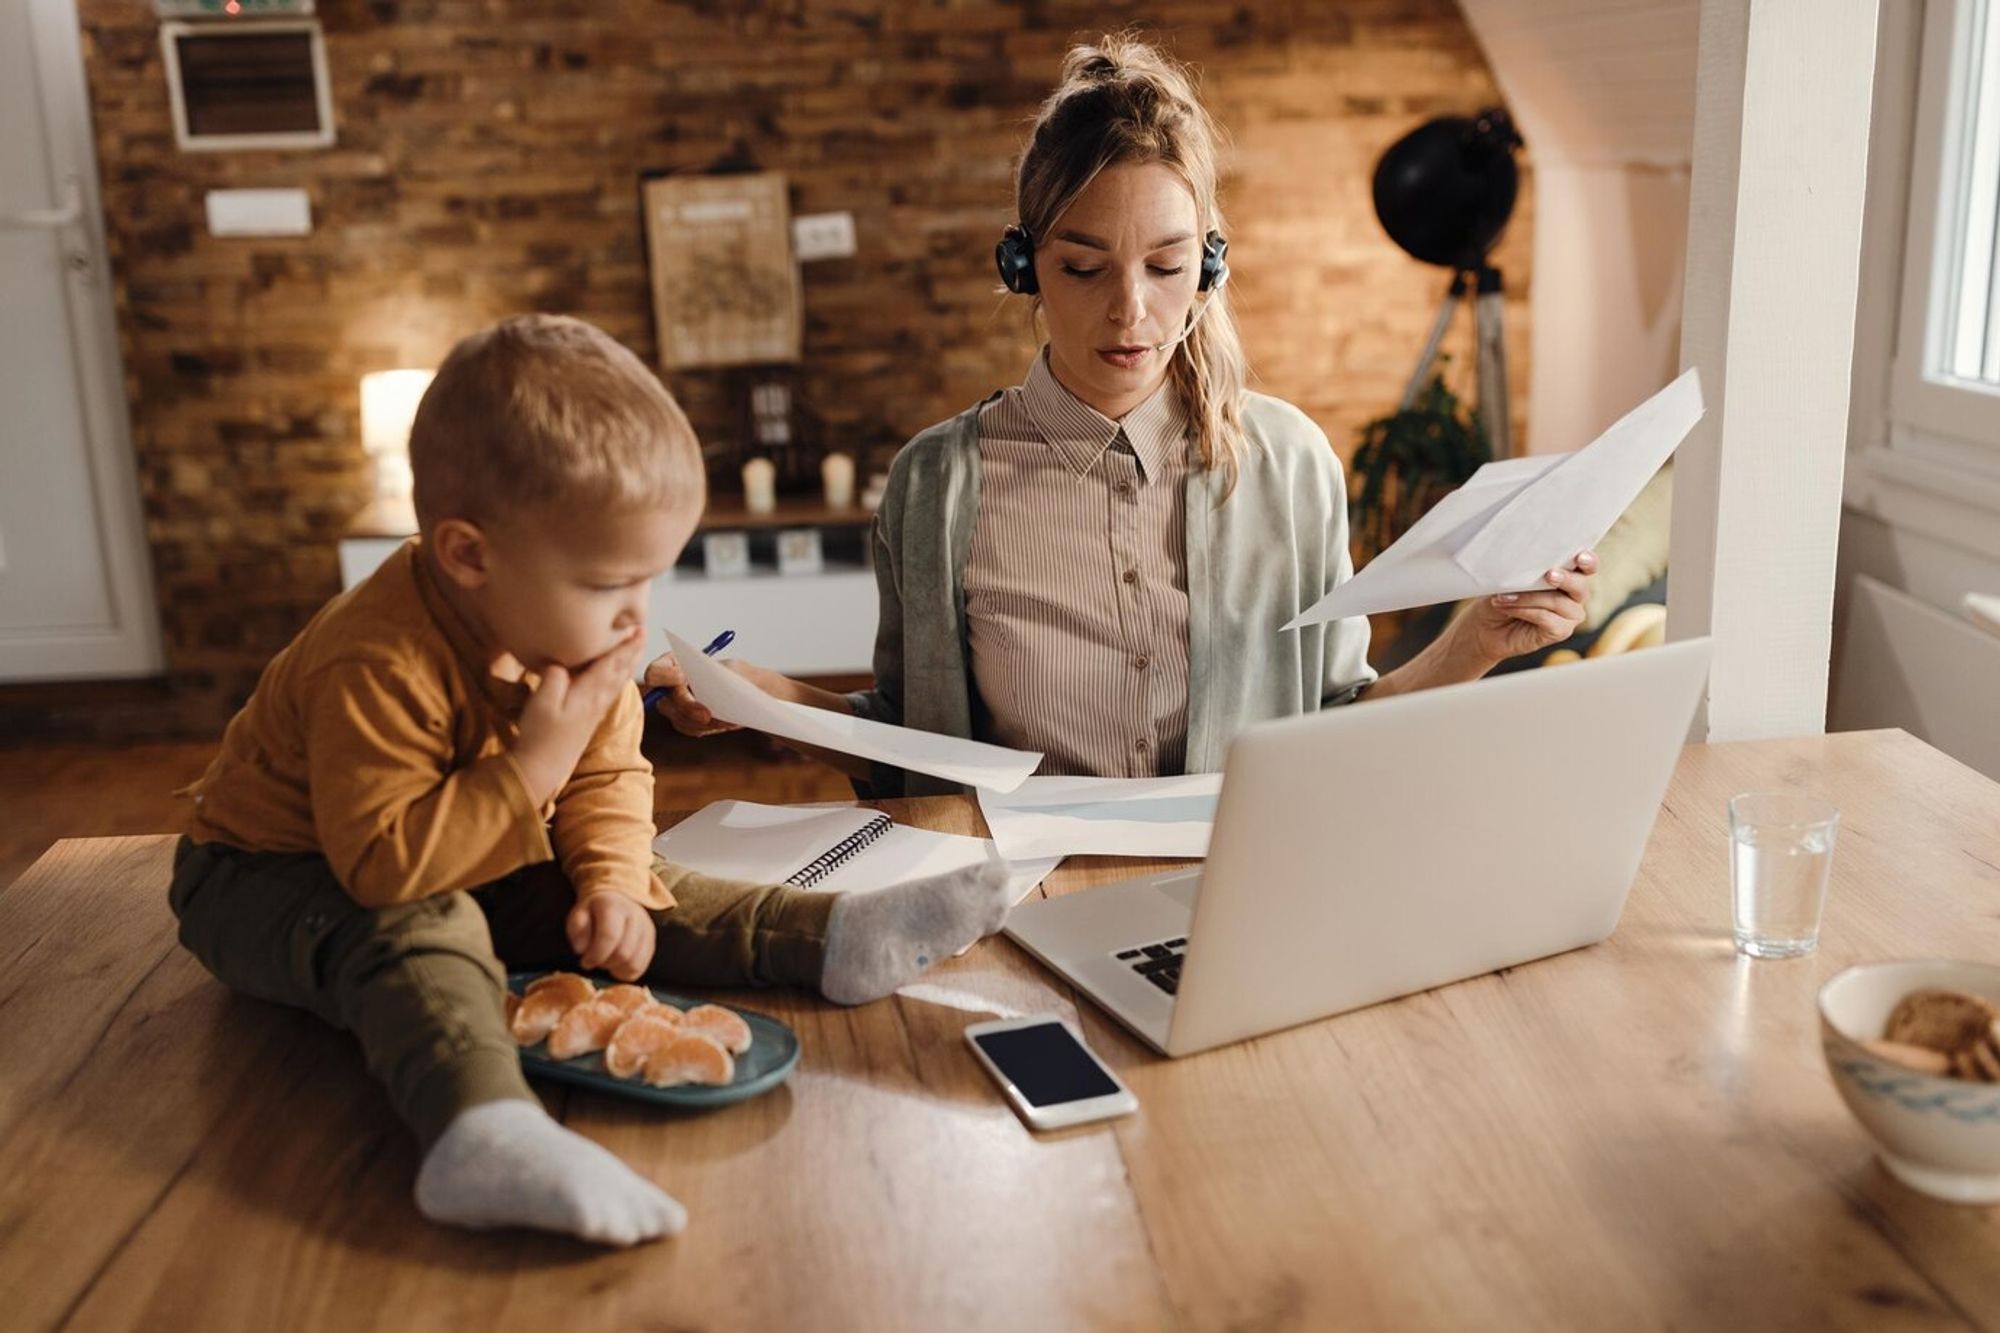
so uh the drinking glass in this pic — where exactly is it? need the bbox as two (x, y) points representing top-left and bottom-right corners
(1729, 791), (1839, 959)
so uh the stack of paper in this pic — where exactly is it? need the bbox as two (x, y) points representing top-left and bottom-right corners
(977, 773), (1222, 860)
(1287, 369), (1704, 627)
(654, 800), (1060, 904)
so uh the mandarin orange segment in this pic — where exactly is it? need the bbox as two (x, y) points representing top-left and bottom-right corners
(598, 984), (656, 1017)
(642, 1030), (735, 1087)
(680, 1004), (753, 1055)
(524, 972), (594, 1008)
(546, 998), (629, 1060)
(510, 986), (584, 1046)
(604, 1012), (681, 1080)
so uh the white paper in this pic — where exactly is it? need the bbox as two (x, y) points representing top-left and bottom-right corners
(1965, 592), (2000, 638)
(648, 800), (880, 884)
(1287, 369), (1704, 627)
(653, 800), (1060, 906)
(815, 821), (1060, 905)
(978, 773), (1223, 860)
(667, 630), (1042, 792)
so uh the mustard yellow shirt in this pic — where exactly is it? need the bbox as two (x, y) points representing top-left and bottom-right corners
(184, 539), (673, 912)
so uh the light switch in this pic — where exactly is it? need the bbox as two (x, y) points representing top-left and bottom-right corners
(204, 188), (312, 237)
(792, 211), (856, 262)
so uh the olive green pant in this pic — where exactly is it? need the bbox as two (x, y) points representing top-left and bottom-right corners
(167, 837), (834, 1148)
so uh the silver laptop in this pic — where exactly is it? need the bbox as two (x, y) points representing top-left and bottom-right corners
(1004, 637), (1713, 1057)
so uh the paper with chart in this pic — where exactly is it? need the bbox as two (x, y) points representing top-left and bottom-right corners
(977, 773), (1224, 860)
(652, 800), (1059, 904)
(666, 630), (1042, 792)
(1286, 368), (1704, 628)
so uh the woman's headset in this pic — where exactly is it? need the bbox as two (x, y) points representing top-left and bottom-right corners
(995, 225), (1229, 297)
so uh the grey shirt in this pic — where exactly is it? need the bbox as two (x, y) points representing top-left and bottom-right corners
(847, 390), (1377, 797)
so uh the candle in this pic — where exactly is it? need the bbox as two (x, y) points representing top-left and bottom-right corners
(820, 451), (855, 508)
(861, 470), (889, 512)
(742, 457), (777, 514)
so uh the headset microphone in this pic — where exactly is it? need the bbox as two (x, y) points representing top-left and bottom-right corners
(1152, 292), (1218, 353)
(1151, 235), (1229, 352)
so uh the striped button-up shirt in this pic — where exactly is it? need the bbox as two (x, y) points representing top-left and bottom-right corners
(964, 354), (1193, 777)
(848, 386), (1376, 799)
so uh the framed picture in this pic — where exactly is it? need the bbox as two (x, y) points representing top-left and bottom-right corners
(643, 172), (802, 370)
(160, 20), (336, 152)
(702, 531), (751, 579)
(776, 528), (824, 577)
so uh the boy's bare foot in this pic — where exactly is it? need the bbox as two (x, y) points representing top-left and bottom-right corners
(414, 1099), (686, 1245)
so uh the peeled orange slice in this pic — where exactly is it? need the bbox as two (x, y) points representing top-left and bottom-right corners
(511, 986), (584, 1045)
(598, 984), (657, 1017)
(604, 1012), (682, 1079)
(524, 973), (594, 1008)
(642, 1030), (735, 1087)
(546, 997), (628, 1060)
(679, 1004), (753, 1055)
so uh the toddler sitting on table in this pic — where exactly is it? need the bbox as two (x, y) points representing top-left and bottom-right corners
(170, 314), (1007, 1246)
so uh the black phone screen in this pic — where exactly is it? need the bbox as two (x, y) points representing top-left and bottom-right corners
(972, 1022), (1121, 1107)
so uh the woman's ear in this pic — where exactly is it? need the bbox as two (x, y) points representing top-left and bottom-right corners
(428, 518), (491, 589)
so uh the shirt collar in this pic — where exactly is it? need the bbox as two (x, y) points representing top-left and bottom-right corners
(1021, 350), (1188, 483)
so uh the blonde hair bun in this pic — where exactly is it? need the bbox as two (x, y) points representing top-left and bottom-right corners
(1017, 34), (1248, 481)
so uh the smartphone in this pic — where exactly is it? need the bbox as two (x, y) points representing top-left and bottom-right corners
(964, 1015), (1138, 1131)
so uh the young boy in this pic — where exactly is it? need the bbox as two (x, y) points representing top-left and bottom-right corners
(171, 315), (1009, 1247)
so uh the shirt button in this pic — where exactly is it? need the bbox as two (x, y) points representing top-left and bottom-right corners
(1115, 480), (1133, 496)
(1134, 655), (1150, 671)
(1136, 738), (1151, 754)
(1122, 569), (1138, 585)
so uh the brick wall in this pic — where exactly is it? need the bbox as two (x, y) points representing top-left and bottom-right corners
(8, 0), (1528, 740)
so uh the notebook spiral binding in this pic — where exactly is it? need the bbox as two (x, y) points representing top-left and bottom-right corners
(786, 812), (895, 888)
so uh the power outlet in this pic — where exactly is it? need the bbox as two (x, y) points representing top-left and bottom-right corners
(792, 211), (857, 262)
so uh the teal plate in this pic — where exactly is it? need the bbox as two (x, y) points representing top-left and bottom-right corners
(507, 971), (800, 1109)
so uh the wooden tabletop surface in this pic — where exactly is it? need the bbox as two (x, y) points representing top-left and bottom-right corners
(4, 729), (1999, 1331)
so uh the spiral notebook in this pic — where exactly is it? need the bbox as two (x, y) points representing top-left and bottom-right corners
(652, 800), (1061, 901)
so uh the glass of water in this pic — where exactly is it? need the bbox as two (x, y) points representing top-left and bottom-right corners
(1729, 792), (1839, 959)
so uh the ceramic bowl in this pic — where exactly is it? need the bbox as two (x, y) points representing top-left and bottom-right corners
(1819, 959), (2000, 1203)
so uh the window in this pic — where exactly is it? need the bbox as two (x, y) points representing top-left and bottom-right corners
(1894, 0), (2000, 446)
(1941, 1), (2000, 384)
(159, 20), (334, 152)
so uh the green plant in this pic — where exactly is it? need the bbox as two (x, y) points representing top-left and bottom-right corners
(1348, 372), (1491, 564)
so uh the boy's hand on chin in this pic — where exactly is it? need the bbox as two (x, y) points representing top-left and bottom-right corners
(514, 628), (646, 806)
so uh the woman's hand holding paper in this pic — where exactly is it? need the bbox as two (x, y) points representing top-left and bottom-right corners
(1456, 549), (1598, 666)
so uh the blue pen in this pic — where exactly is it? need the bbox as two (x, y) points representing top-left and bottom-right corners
(641, 629), (735, 709)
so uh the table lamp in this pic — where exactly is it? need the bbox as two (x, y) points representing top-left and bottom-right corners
(360, 368), (434, 501)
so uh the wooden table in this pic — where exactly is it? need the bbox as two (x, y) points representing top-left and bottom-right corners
(5, 730), (1999, 1331)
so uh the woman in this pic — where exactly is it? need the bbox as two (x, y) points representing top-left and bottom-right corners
(648, 36), (1593, 795)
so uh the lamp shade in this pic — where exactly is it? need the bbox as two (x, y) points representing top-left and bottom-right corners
(1371, 108), (1522, 270)
(360, 368), (432, 501)
(360, 369), (434, 457)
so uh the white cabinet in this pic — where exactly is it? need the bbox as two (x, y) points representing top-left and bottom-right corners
(338, 500), (880, 677)
(647, 566), (878, 675)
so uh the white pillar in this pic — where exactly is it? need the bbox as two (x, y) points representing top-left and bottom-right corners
(1667, 0), (1881, 740)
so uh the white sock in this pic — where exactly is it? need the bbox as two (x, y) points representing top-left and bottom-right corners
(414, 1099), (687, 1246)
(819, 860), (1012, 1005)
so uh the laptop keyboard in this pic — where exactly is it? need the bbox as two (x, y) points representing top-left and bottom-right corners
(1114, 937), (1188, 994)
